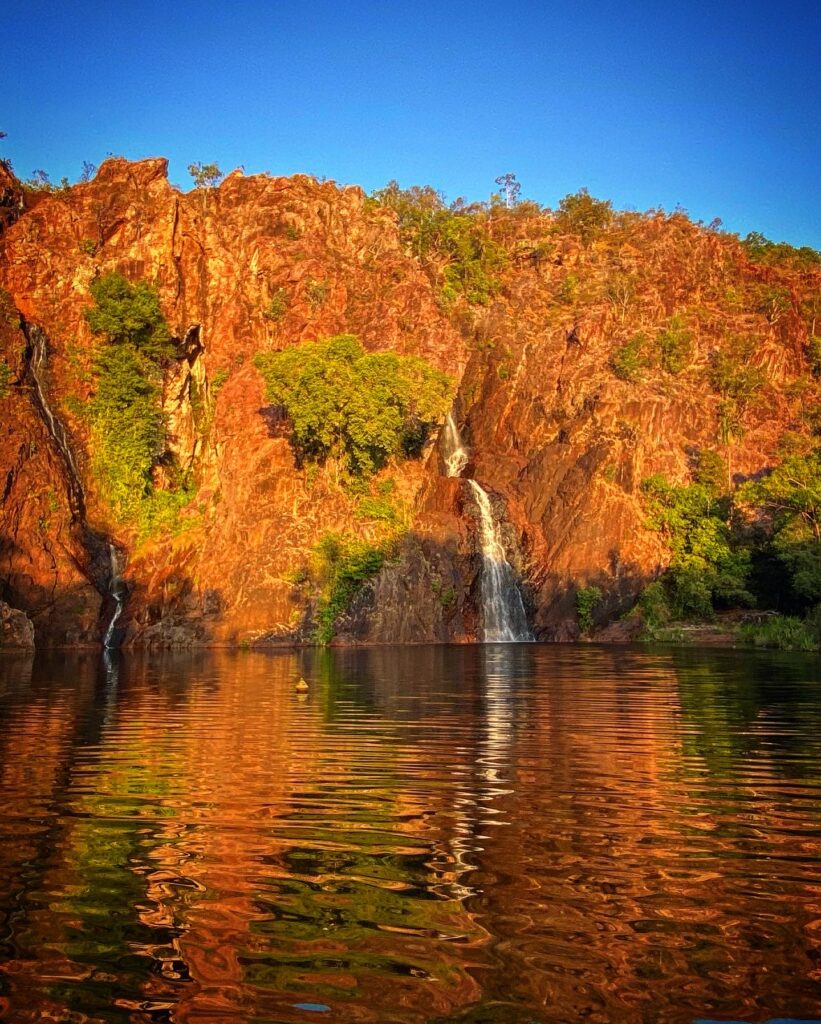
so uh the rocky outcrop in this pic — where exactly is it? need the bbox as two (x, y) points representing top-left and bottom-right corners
(0, 160), (817, 645)
(0, 601), (35, 650)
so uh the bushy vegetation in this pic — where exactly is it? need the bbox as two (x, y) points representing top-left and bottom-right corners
(554, 188), (614, 246)
(84, 273), (185, 530)
(576, 585), (602, 633)
(188, 162), (223, 189)
(311, 532), (389, 644)
(0, 361), (11, 399)
(641, 475), (753, 619)
(255, 334), (452, 478)
(610, 333), (649, 381)
(85, 273), (172, 360)
(742, 232), (821, 271)
(610, 317), (693, 381)
(263, 288), (289, 322)
(739, 447), (821, 604)
(638, 442), (821, 649)
(370, 181), (507, 305)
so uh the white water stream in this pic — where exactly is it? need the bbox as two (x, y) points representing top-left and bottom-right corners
(442, 414), (532, 642)
(104, 544), (125, 649)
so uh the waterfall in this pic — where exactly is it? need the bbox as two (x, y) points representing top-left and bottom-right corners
(443, 412), (469, 478)
(26, 324), (86, 518)
(104, 544), (126, 649)
(23, 319), (130, 648)
(441, 413), (533, 642)
(467, 481), (532, 642)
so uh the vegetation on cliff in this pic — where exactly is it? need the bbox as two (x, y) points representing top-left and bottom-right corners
(84, 273), (186, 531)
(639, 441), (821, 649)
(2, 156), (820, 648)
(255, 334), (452, 478)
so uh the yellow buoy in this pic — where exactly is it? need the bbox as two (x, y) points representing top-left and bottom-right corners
(295, 677), (309, 693)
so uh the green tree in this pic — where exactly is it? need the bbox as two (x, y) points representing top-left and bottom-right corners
(740, 447), (821, 604)
(84, 273), (176, 524)
(642, 475), (753, 618)
(85, 273), (172, 361)
(555, 188), (613, 245)
(187, 162), (224, 189)
(255, 334), (452, 477)
(494, 172), (521, 209)
(576, 585), (602, 633)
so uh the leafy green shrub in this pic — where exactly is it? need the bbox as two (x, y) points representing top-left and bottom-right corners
(0, 361), (11, 399)
(576, 585), (603, 633)
(610, 333), (648, 381)
(85, 273), (173, 362)
(263, 288), (289, 322)
(557, 272), (579, 305)
(312, 533), (388, 643)
(636, 580), (671, 628)
(88, 344), (166, 519)
(78, 238), (97, 256)
(751, 283), (792, 324)
(137, 484), (196, 541)
(357, 479), (403, 523)
(255, 334), (452, 478)
(188, 162), (223, 189)
(657, 315), (692, 374)
(211, 367), (229, 394)
(693, 448), (727, 496)
(708, 340), (765, 403)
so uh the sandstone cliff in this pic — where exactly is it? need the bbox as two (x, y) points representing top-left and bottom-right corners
(0, 160), (817, 646)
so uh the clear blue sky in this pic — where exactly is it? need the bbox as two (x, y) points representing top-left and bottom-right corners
(2, 0), (819, 246)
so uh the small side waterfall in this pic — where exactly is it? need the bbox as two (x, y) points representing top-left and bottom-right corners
(443, 413), (469, 478)
(442, 413), (532, 642)
(23, 318), (130, 649)
(104, 545), (126, 649)
(25, 323), (86, 518)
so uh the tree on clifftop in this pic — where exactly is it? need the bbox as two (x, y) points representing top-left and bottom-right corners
(187, 162), (223, 189)
(495, 173), (521, 209)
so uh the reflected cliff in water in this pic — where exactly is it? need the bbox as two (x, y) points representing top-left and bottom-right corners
(0, 645), (820, 1023)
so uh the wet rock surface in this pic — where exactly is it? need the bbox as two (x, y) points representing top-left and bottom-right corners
(0, 601), (34, 649)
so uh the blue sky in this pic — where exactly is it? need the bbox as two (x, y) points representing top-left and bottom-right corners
(2, 0), (819, 245)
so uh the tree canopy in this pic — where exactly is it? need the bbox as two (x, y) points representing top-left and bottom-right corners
(255, 334), (452, 477)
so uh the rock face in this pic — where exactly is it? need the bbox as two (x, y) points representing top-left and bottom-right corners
(0, 601), (35, 650)
(0, 159), (817, 646)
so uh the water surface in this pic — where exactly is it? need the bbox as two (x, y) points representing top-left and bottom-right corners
(0, 645), (819, 1023)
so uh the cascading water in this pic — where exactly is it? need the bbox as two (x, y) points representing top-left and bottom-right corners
(24, 319), (128, 648)
(441, 413), (533, 642)
(26, 324), (86, 518)
(104, 544), (126, 649)
(467, 481), (532, 641)
(443, 412), (469, 478)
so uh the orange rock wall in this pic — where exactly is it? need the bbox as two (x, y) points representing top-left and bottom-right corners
(0, 160), (816, 645)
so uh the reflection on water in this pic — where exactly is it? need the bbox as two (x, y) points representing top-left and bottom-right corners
(0, 645), (820, 1023)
